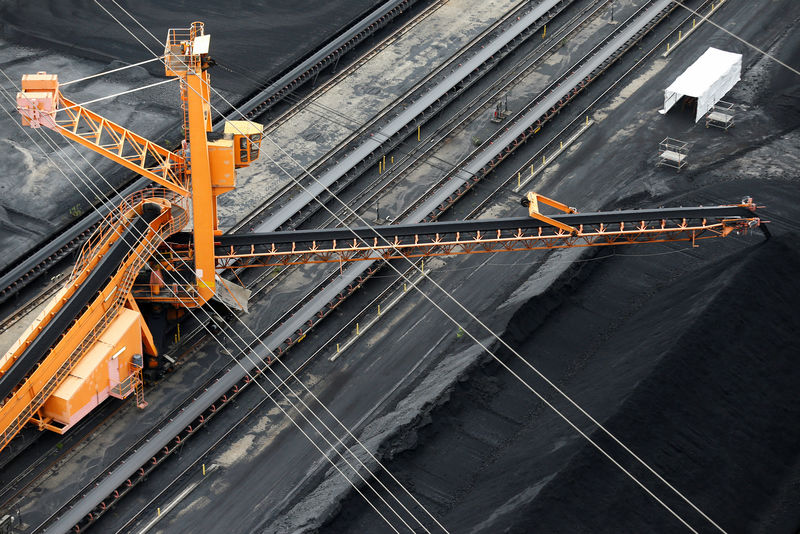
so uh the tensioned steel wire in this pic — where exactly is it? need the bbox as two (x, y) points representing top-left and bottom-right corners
(91, 0), (772, 529)
(0, 80), (429, 533)
(114, 1), (736, 532)
(101, 0), (715, 530)
(77, 3), (471, 531)
(75, 10), (452, 533)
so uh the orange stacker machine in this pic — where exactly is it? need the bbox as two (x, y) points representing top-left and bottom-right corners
(0, 22), (764, 453)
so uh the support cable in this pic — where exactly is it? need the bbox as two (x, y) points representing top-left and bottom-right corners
(89, 3), (460, 531)
(60, 56), (165, 86)
(102, 3), (733, 531)
(61, 78), (177, 110)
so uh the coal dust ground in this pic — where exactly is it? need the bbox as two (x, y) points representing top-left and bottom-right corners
(0, 2), (798, 533)
(321, 6), (800, 534)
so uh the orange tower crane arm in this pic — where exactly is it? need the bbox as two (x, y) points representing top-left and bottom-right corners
(16, 73), (189, 197)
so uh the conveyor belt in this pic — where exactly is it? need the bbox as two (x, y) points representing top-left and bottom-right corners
(218, 205), (757, 252)
(0, 206), (159, 402)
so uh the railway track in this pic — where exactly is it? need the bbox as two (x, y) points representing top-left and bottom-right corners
(4, 0), (726, 530)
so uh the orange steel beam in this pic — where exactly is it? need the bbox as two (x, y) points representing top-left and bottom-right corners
(523, 192), (577, 234)
(16, 75), (188, 196)
(207, 217), (759, 269)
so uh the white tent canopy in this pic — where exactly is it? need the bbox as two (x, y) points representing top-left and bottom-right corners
(659, 47), (742, 122)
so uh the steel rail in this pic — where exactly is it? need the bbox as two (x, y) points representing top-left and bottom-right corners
(397, 0), (677, 224)
(316, 0), (613, 230)
(469, 0), (726, 217)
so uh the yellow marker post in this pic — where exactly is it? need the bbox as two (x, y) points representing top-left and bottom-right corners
(542, 155), (546, 165)
(530, 164), (534, 176)
(337, 343), (340, 352)
(404, 283), (407, 292)
(693, 18), (696, 28)
(158, 508), (161, 516)
(356, 323), (360, 335)
(383, 154), (386, 168)
(417, 125), (421, 141)
(202, 463), (206, 476)
(678, 30), (682, 41)
(542, 24), (546, 39)
(391, 155), (394, 164)
(560, 141), (563, 150)
(667, 42), (670, 52)
(517, 172), (521, 187)
(177, 323), (180, 341)
(586, 115), (589, 125)
(379, 161), (382, 174)
(378, 304), (381, 316)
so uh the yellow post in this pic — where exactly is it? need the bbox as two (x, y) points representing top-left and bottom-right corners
(158, 508), (161, 516)
(177, 323), (180, 341)
(667, 42), (670, 52)
(378, 304), (381, 316)
(417, 125), (421, 141)
(383, 154), (386, 168)
(356, 323), (360, 335)
(560, 141), (563, 150)
(542, 155), (546, 165)
(586, 115), (589, 125)
(404, 283), (407, 292)
(174, 333), (178, 344)
(693, 18), (696, 28)
(678, 30), (682, 41)
(202, 463), (206, 475)
(530, 164), (534, 176)
(542, 24), (546, 39)
(391, 155), (394, 164)
(517, 172), (521, 187)
(379, 161), (382, 174)
(337, 343), (340, 352)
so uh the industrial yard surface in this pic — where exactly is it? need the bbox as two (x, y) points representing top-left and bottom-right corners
(0, 1), (798, 533)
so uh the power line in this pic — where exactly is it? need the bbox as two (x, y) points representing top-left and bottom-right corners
(1, 78), (425, 533)
(93, 1), (740, 529)
(94, 4), (456, 531)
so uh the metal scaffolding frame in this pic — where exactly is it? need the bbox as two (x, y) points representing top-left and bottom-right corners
(705, 100), (735, 131)
(657, 137), (688, 171)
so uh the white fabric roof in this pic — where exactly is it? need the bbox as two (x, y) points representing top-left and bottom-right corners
(659, 47), (742, 122)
